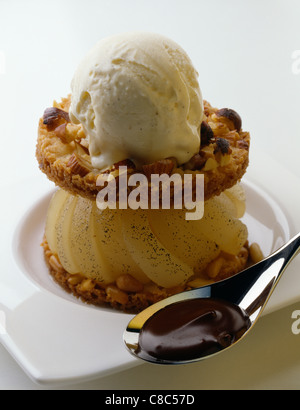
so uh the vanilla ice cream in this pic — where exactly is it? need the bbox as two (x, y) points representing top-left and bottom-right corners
(69, 32), (203, 170)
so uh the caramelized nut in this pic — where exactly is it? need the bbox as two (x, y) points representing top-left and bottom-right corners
(187, 278), (208, 288)
(102, 159), (136, 177)
(221, 130), (239, 146)
(184, 152), (206, 170)
(214, 138), (232, 155)
(68, 274), (85, 286)
(116, 274), (144, 293)
(237, 139), (250, 150)
(54, 123), (68, 142)
(142, 159), (175, 179)
(113, 159), (136, 170)
(49, 254), (65, 274)
(209, 121), (229, 137)
(43, 107), (70, 130)
(205, 256), (224, 279)
(200, 121), (214, 146)
(215, 108), (242, 131)
(44, 249), (52, 259)
(67, 153), (92, 177)
(249, 243), (264, 264)
(106, 285), (129, 305)
(54, 123), (86, 145)
(80, 279), (94, 291)
(202, 157), (219, 171)
(59, 123), (84, 144)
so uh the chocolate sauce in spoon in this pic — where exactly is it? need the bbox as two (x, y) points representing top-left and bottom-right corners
(137, 298), (251, 362)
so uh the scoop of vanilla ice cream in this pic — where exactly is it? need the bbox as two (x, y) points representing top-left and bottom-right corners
(70, 32), (203, 170)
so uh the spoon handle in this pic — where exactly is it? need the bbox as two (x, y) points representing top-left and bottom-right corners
(241, 232), (300, 317)
(275, 232), (300, 271)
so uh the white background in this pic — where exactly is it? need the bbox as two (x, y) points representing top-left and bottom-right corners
(0, 0), (300, 389)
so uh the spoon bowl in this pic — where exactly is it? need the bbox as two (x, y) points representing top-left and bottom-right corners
(124, 233), (300, 364)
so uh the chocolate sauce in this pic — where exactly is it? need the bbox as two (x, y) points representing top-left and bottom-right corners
(137, 298), (251, 362)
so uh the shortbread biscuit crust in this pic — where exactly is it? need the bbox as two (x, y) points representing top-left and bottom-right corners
(42, 237), (249, 313)
(36, 97), (250, 202)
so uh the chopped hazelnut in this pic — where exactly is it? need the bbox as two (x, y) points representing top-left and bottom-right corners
(112, 159), (136, 170)
(214, 138), (232, 155)
(142, 159), (175, 179)
(200, 121), (214, 146)
(237, 139), (249, 150)
(215, 108), (242, 131)
(43, 107), (70, 130)
(184, 152), (206, 170)
(67, 153), (92, 177)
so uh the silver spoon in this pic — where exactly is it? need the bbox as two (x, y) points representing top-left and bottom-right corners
(124, 232), (300, 364)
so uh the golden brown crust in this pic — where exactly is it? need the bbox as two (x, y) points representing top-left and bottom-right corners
(42, 237), (249, 313)
(36, 97), (250, 202)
